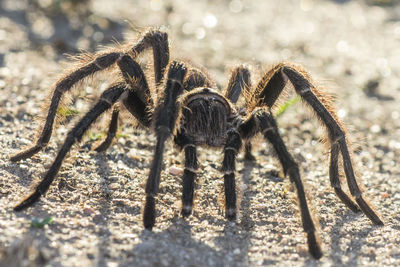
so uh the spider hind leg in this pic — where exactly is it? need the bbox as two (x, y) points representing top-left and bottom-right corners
(14, 84), (126, 211)
(94, 105), (120, 152)
(239, 108), (323, 259)
(282, 66), (383, 225)
(11, 30), (170, 162)
(254, 63), (382, 225)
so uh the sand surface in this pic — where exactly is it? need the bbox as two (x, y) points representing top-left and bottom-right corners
(1, 0), (400, 266)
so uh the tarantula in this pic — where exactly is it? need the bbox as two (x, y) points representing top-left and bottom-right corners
(11, 30), (383, 259)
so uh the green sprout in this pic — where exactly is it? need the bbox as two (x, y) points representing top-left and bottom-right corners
(30, 216), (54, 228)
(88, 131), (104, 141)
(57, 107), (79, 118)
(275, 96), (300, 118)
(116, 133), (128, 138)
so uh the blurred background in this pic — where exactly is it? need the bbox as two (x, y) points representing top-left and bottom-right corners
(1, 0), (400, 266)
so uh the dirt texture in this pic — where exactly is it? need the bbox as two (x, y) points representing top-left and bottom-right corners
(1, 0), (400, 266)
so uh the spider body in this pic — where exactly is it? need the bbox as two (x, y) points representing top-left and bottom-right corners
(11, 29), (383, 259)
(180, 87), (235, 147)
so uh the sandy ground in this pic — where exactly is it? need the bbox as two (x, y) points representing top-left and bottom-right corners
(1, 0), (400, 266)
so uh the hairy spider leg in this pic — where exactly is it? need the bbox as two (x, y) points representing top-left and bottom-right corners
(238, 108), (322, 259)
(183, 66), (215, 91)
(254, 63), (383, 225)
(94, 104), (120, 152)
(11, 30), (169, 162)
(95, 55), (155, 152)
(282, 66), (383, 225)
(174, 128), (199, 217)
(133, 30), (169, 85)
(224, 65), (255, 161)
(14, 84), (125, 211)
(118, 55), (153, 127)
(10, 52), (121, 162)
(270, 108), (321, 258)
(95, 32), (170, 150)
(169, 66), (217, 217)
(181, 144), (198, 217)
(221, 129), (242, 220)
(143, 61), (187, 230)
(224, 65), (251, 104)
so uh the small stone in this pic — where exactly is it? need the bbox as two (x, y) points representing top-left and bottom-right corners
(169, 166), (183, 176)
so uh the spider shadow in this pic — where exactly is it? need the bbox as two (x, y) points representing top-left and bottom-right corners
(328, 212), (375, 265)
(123, 158), (259, 266)
(127, 219), (223, 266)
(1, 162), (35, 189)
(302, 209), (376, 267)
(91, 152), (118, 267)
(211, 158), (258, 264)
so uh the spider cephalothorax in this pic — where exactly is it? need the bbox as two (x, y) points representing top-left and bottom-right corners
(11, 29), (383, 259)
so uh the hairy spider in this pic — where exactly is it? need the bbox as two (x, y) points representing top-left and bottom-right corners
(11, 29), (383, 259)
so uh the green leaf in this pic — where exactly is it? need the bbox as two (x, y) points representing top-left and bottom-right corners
(276, 96), (300, 118)
(30, 216), (54, 228)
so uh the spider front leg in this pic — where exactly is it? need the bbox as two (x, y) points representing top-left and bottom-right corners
(14, 84), (125, 211)
(239, 109), (322, 259)
(143, 61), (187, 230)
(174, 128), (198, 217)
(222, 129), (242, 220)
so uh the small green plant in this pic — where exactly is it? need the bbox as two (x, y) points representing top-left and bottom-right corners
(30, 216), (54, 228)
(116, 133), (128, 138)
(57, 106), (79, 118)
(88, 131), (104, 141)
(275, 96), (300, 118)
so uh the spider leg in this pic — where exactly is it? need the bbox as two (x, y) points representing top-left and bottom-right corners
(243, 142), (256, 161)
(95, 54), (155, 152)
(174, 128), (198, 217)
(118, 55), (153, 127)
(224, 65), (251, 104)
(281, 66), (383, 225)
(224, 65), (255, 161)
(239, 108), (322, 259)
(183, 66), (215, 91)
(94, 104), (120, 152)
(254, 63), (382, 225)
(10, 52), (122, 162)
(11, 30), (169, 162)
(132, 29), (169, 84)
(143, 61), (187, 230)
(14, 84), (125, 211)
(222, 129), (242, 220)
(329, 142), (360, 212)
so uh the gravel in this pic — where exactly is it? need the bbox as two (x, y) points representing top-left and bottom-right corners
(1, 0), (400, 266)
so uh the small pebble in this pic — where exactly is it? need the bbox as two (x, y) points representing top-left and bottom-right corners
(169, 166), (183, 176)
